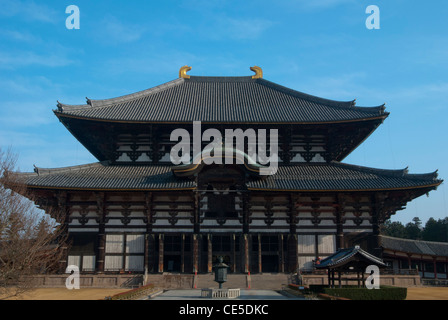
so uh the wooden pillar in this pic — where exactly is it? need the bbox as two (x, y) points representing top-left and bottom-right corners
(57, 191), (69, 274)
(181, 234), (185, 273)
(147, 234), (155, 273)
(243, 234), (249, 273)
(331, 270), (335, 288)
(143, 233), (149, 274)
(231, 234), (236, 273)
(372, 195), (383, 258)
(242, 193), (250, 234)
(95, 192), (106, 273)
(338, 271), (342, 288)
(193, 234), (199, 273)
(288, 234), (298, 273)
(361, 270), (366, 287)
(207, 234), (213, 273)
(327, 268), (331, 287)
(194, 193), (201, 234)
(279, 234), (284, 273)
(258, 234), (262, 273)
(144, 192), (153, 274)
(433, 257), (438, 279)
(357, 271), (361, 288)
(97, 232), (106, 273)
(446, 258), (448, 279)
(336, 195), (345, 250)
(289, 193), (299, 234)
(158, 234), (164, 273)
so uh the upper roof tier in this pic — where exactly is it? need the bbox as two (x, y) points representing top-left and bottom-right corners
(54, 66), (388, 124)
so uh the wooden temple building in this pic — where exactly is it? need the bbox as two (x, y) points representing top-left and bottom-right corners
(17, 66), (443, 276)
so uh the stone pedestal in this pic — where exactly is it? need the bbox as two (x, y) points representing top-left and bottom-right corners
(201, 288), (241, 299)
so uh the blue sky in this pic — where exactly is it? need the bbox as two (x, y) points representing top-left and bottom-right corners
(1, 0), (447, 225)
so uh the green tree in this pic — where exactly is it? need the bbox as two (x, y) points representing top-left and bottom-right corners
(404, 217), (422, 240)
(381, 220), (406, 238)
(422, 217), (448, 242)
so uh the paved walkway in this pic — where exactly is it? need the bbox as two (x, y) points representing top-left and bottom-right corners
(150, 289), (306, 300)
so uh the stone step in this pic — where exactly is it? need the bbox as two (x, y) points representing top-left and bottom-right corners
(145, 273), (290, 290)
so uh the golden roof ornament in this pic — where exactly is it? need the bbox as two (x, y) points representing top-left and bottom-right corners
(179, 65), (192, 79)
(250, 66), (263, 79)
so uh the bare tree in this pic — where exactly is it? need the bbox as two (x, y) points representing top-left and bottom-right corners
(0, 148), (66, 299)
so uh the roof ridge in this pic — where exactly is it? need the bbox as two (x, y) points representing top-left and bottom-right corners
(257, 78), (362, 109)
(187, 75), (254, 82)
(30, 161), (109, 176)
(331, 161), (439, 181)
(380, 235), (448, 247)
(57, 78), (184, 112)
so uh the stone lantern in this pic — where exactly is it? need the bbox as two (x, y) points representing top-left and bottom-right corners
(213, 256), (228, 289)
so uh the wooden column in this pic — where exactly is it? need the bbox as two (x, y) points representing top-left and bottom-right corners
(446, 258), (448, 279)
(289, 193), (299, 234)
(242, 193), (250, 234)
(192, 234), (199, 273)
(144, 192), (153, 273)
(433, 257), (438, 279)
(258, 234), (262, 273)
(372, 194), (383, 258)
(181, 234), (185, 273)
(194, 193), (201, 234)
(287, 234), (298, 273)
(279, 234), (284, 273)
(97, 232), (106, 273)
(338, 271), (342, 288)
(143, 234), (149, 273)
(207, 234), (213, 273)
(243, 234), (249, 273)
(336, 194), (345, 250)
(95, 192), (106, 273)
(57, 191), (69, 273)
(231, 234), (236, 273)
(158, 234), (164, 273)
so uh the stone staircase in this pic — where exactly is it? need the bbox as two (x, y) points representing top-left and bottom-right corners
(145, 273), (290, 290)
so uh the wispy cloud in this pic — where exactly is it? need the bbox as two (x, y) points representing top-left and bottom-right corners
(94, 15), (145, 44)
(216, 17), (274, 40)
(0, 51), (74, 69)
(294, 0), (356, 9)
(0, 28), (41, 43)
(0, 0), (58, 23)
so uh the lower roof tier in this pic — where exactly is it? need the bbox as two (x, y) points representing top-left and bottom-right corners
(17, 161), (442, 192)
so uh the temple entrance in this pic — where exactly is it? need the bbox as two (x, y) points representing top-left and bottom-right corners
(262, 255), (279, 273)
(164, 255), (181, 272)
(212, 235), (234, 272)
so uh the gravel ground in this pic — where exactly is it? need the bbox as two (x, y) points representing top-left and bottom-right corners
(1, 286), (447, 300)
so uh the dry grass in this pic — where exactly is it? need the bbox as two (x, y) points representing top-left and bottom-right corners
(0, 288), (126, 300)
(406, 287), (448, 300)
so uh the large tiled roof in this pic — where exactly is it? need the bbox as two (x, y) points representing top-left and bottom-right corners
(18, 161), (441, 192)
(246, 162), (441, 191)
(380, 236), (448, 257)
(54, 76), (387, 124)
(20, 162), (194, 190)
